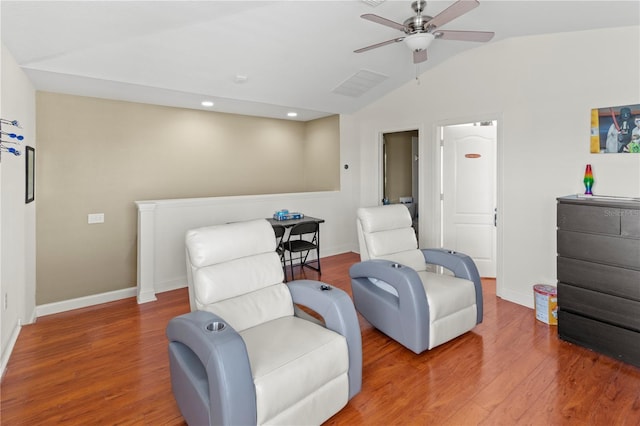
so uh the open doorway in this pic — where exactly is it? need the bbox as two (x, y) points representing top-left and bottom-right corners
(440, 121), (497, 278)
(382, 129), (419, 236)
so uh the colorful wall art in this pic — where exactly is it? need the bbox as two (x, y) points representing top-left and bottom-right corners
(591, 103), (640, 153)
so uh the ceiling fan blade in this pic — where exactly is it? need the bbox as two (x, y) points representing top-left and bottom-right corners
(427, 0), (479, 29)
(354, 37), (405, 53)
(435, 30), (494, 42)
(361, 13), (406, 31)
(413, 49), (428, 64)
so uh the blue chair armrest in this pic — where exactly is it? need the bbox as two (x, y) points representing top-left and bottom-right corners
(349, 259), (431, 354)
(349, 259), (427, 306)
(421, 248), (483, 323)
(166, 310), (256, 426)
(288, 280), (362, 399)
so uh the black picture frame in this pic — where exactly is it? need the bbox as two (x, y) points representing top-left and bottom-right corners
(25, 146), (35, 203)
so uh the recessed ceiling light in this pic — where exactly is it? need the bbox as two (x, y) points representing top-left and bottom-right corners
(287, 112), (298, 117)
(201, 101), (214, 107)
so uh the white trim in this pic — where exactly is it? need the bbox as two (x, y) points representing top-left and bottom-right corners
(136, 202), (157, 304)
(499, 287), (534, 309)
(35, 287), (137, 318)
(0, 320), (22, 379)
(135, 190), (339, 209)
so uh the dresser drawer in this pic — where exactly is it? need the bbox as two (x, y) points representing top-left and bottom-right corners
(557, 203), (620, 235)
(621, 209), (640, 237)
(558, 282), (640, 331)
(557, 257), (640, 301)
(558, 310), (640, 368)
(557, 230), (640, 270)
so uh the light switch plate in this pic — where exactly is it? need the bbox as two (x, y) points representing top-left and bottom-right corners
(88, 213), (104, 224)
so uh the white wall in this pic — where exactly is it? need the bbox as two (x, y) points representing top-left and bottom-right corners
(133, 191), (355, 304)
(346, 26), (640, 307)
(1, 43), (37, 375)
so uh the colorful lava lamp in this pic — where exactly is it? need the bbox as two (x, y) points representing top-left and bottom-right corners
(583, 164), (594, 195)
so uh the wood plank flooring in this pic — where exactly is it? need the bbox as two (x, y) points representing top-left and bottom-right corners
(2, 252), (639, 425)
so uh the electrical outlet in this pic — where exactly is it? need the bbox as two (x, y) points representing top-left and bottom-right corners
(88, 213), (105, 224)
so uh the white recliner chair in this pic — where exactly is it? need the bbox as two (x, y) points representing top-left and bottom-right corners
(167, 219), (362, 425)
(349, 205), (482, 354)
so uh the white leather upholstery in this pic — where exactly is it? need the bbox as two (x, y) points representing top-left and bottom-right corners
(419, 271), (477, 348)
(358, 204), (427, 271)
(187, 219), (277, 267)
(352, 205), (480, 352)
(241, 316), (348, 424)
(183, 219), (351, 425)
(186, 220), (291, 331)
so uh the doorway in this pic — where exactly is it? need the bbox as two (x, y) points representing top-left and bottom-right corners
(382, 130), (419, 236)
(440, 121), (497, 278)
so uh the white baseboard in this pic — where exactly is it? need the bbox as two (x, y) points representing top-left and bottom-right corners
(498, 288), (534, 309)
(36, 287), (137, 318)
(155, 278), (187, 294)
(0, 320), (22, 379)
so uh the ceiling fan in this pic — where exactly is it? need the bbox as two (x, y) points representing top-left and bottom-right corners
(355, 0), (494, 64)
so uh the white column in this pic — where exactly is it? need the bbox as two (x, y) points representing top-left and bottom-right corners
(136, 202), (157, 303)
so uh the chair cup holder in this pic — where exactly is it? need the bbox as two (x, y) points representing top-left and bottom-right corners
(205, 321), (226, 332)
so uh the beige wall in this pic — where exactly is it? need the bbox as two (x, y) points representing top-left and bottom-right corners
(303, 116), (340, 191)
(36, 92), (339, 304)
(384, 131), (415, 203)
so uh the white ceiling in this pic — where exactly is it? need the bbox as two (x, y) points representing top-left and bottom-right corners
(2, 1), (639, 121)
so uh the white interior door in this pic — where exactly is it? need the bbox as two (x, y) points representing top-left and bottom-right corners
(442, 123), (497, 278)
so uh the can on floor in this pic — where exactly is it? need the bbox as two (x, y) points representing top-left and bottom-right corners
(533, 284), (558, 325)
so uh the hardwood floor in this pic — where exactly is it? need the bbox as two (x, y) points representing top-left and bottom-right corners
(2, 252), (639, 425)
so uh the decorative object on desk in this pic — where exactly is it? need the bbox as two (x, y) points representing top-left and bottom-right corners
(0, 118), (23, 160)
(583, 164), (594, 196)
(273, 209), (304, 221)
(25, 146), (35, 203)
(590, 103), (640, 153)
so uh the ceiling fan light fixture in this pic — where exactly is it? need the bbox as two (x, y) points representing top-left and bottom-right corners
(404, 32), (434, 51)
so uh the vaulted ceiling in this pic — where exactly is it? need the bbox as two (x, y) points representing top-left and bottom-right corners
(2, 1), (638, 121)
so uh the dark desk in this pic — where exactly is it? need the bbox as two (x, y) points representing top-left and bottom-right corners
(268, 216), (324, 281)
(267, 216), (325, 228)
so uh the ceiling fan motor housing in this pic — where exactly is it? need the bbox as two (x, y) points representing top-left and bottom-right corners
(405, 0), (432, 34)
(403, 15), (433, 34)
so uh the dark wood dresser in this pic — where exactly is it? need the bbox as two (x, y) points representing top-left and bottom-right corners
(556, 195), (640, 367)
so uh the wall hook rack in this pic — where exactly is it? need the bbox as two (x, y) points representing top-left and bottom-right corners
(0, 118), (24, 161)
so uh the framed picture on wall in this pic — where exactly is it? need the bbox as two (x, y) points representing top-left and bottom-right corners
(25, 146), (35, 203)
(591, 103), (640, 153)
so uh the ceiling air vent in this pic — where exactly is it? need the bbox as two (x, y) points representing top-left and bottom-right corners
(361, 0), (386, 7)
(331, 70), (388, 98)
